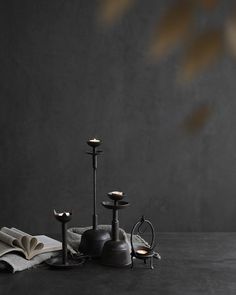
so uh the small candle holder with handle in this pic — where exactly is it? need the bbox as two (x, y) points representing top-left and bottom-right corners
(130, 216), (161, 269)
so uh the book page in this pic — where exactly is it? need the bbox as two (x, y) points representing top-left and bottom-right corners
(28, 235), (61, 259)
(11, 228), (43, 251)
(36, 235), (61, 250)
(1, 227), (27, 239)
(8, 228), (41, 254)
(0, 240), (23, 257)
(0, 227), (44, 259)
(0, 228), (61, 260)
(1, 227), (26, 248)
(0, 231), (16, 247)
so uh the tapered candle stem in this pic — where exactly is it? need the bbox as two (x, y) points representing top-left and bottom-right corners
(93, 147), (97, 230)
(62, 222), (67, 264)
(112, 207), (119, 241)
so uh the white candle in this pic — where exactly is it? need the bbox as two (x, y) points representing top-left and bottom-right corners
(136, 249), (148, 255)
(111, 191), (123, 196)
(89, 138), (100, 143)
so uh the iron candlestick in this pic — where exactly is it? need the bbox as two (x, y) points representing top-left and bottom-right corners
(79, 138), (110, 257)
(45, 210), (85, 269)
(101, 191), (131, 267)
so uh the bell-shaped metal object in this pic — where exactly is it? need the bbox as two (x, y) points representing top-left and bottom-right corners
(101, 192), (131, 267)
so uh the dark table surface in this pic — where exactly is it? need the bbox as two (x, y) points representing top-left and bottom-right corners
(0, 233), (236, 295)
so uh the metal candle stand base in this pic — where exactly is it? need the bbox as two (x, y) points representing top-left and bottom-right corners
(46, 255), (86, 269)
(79, 228), (110, 258)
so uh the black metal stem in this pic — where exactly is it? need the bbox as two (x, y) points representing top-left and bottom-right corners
(112, 201), (119, 241)
(92, 146), (98, 230)
(62, 222), (67, 264)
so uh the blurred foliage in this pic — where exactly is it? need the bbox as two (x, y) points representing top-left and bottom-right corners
(198, 0), (219, 11)
(149, 0), (195, 60)
(97, 0), (236, 132)
(183, 105), (213, 134)
(180, 29), (223, 82)
(225, 11), (236, 59)
(97, 0), (136, 26)
(98, 0), (236, 83)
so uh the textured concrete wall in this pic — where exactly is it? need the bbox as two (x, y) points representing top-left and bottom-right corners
(0, 0), (236, 233)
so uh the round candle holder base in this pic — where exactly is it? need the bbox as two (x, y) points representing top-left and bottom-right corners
(45, 254), (86, 269)
(101, 240), (131, 267)
(79, 228), (111, 257)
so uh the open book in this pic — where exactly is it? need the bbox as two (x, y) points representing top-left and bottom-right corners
(0, 227), (62, 260)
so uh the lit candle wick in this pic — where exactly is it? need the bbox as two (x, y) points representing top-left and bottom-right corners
(136, 249), (148, 255)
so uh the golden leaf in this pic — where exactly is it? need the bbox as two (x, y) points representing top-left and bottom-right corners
(97, 0), (135, 26)
(225, 13), (236, 59)
(198, 0), (219, 11)
(183, 105), (213, 134)
(180, 30), (224, 82)
(149, 0), (195, 59)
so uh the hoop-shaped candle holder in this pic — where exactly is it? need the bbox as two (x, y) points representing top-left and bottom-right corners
(130, 216), (161, 269)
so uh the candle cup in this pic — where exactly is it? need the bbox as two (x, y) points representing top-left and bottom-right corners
(87, 138), (101, 148)
(108, 191), (125, 201)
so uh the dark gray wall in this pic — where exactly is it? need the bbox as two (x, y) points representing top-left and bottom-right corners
(0, 0), (236, 233)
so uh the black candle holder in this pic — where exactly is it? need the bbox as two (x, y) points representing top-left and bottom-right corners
(79, 138), (110, 257)
(101, 191), (131, 267)
(130, 216), (161, 269)
(46, 210), (85, 269)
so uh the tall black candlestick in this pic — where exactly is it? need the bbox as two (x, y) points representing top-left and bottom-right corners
(78, 138), (110, 257)
(87, 139), (101, 229)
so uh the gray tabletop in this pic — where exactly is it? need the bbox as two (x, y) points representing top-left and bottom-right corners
(0, 233), (235, 295)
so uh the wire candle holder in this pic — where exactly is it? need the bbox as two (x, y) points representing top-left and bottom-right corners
(130, 216), (161, 269)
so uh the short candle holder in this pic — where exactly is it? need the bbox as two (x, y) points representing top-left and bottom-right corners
(46, 210), (85, 269)
(101, 191), (131, 267)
